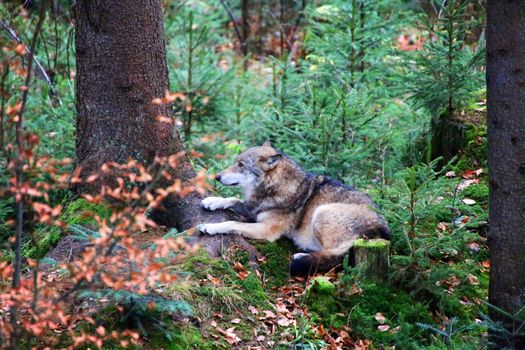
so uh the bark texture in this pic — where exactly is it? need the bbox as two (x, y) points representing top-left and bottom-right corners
(487, 1), (525, 348)
(73, 0), (253, 257)
(75, 0), (191, 186)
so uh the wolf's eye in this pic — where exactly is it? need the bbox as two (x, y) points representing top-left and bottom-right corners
(237, 161), (245, 168)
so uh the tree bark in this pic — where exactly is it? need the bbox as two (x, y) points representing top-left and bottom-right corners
(487, 1), (525, 348)
(75, 0), (189, 190)
(73, 0), (252, 257)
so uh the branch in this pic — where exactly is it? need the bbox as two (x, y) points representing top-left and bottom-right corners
(0, 18), (56, 95)
(11, 0), (48, 331)
(290, 0), (307, 47)
(218, 0), (246, 53)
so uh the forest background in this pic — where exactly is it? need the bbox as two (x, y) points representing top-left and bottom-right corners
(0, 0), (516, 349)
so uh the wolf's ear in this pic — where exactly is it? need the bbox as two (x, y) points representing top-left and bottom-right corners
(260, 154), (282, 171)
(262, 141), (272, 148)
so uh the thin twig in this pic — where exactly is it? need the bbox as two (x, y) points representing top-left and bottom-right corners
(289, 0), (307, 49)
(11, 0), (47, 333)
(0, 64), (9, 155)
(218, 0), (245, 53)
(0, 18), (56, 95)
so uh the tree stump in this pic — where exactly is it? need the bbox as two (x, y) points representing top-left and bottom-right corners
(431, 116), (467, 163)
(353, 238), (390, 280)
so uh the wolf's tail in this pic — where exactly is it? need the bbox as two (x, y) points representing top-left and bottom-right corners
(375, 225), (392, 240)
(290, 224), (392, 276)
(289, 252), (347, 276)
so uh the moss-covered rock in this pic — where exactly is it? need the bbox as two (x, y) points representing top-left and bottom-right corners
(308, 276), (336, 295)
(305, 277), (338, 317)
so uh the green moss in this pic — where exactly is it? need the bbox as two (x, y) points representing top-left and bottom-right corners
(179, 249), (235, 280)
(254, 238), (295, 287)
(455, 123), (487, 171)
(146, 324), (210, 350)
(178, 249), (269, 310)
(24, 198), (112, 259)
(25, 225), (61, 259)
(344, 283), (434, 349)
(305, 277), (338, 317)
(238, 272), (268, 307)
(353, 238), (390, 250)
(62, 198), (112, 227)
(461, 183), (489, 206)
(308, 276), (335, 295)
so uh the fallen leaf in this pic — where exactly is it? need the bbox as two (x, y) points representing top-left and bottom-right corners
(466, 242), (481, 253)
(263, 310), (276, 319)
(449, 275), (461, 287)
(207, 274), (221, 285)
(437, 222), (449, 232)
(462, 169), (483, 179)
(231, 318), (241, 324)
(355, 339), (372, 350)
(277, 317), (293, 327)
(275, 299), (288, 313)
(232, 262), (246, 272)
(458, 178), (480, 191)
(348, 284), (362, 296)
(248, 305), (259, 315)
(315, 324), (327, 336)
(237, 270), (250, 280)
(389, 326), (401, 334)
(466, 274), (480, 285)
(378, 324), (390, 332)
(374, 312), (386, 324)
(216, 327), (241, 345)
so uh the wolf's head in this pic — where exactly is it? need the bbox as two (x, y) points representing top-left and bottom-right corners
(215, 142), (283, 198)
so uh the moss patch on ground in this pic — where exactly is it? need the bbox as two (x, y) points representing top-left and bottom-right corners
(27, 198), (112, 259)
(253, 238), (295, 288)
(62, 198), (112, 227)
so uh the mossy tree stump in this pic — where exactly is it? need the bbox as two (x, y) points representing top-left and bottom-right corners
(353, 238), (390, 280)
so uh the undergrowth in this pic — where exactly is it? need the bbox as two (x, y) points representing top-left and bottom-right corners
(0, 0), (491, 348)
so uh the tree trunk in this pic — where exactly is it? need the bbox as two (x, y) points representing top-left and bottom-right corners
(73, 0), (252, 257)
(75, 0), (188, 189)
(487, 1), (525, 348)
(430, 115), (467, 163)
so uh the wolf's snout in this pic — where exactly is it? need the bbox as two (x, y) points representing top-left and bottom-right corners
(214, 173), (222, 182)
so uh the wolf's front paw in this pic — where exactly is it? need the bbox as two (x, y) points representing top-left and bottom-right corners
(292, 253), (310, 261)
(197, 223), (229, 235)
(201, 197), (240, 211)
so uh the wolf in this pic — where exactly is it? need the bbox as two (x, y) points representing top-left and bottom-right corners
(197, 142), (391, 276)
